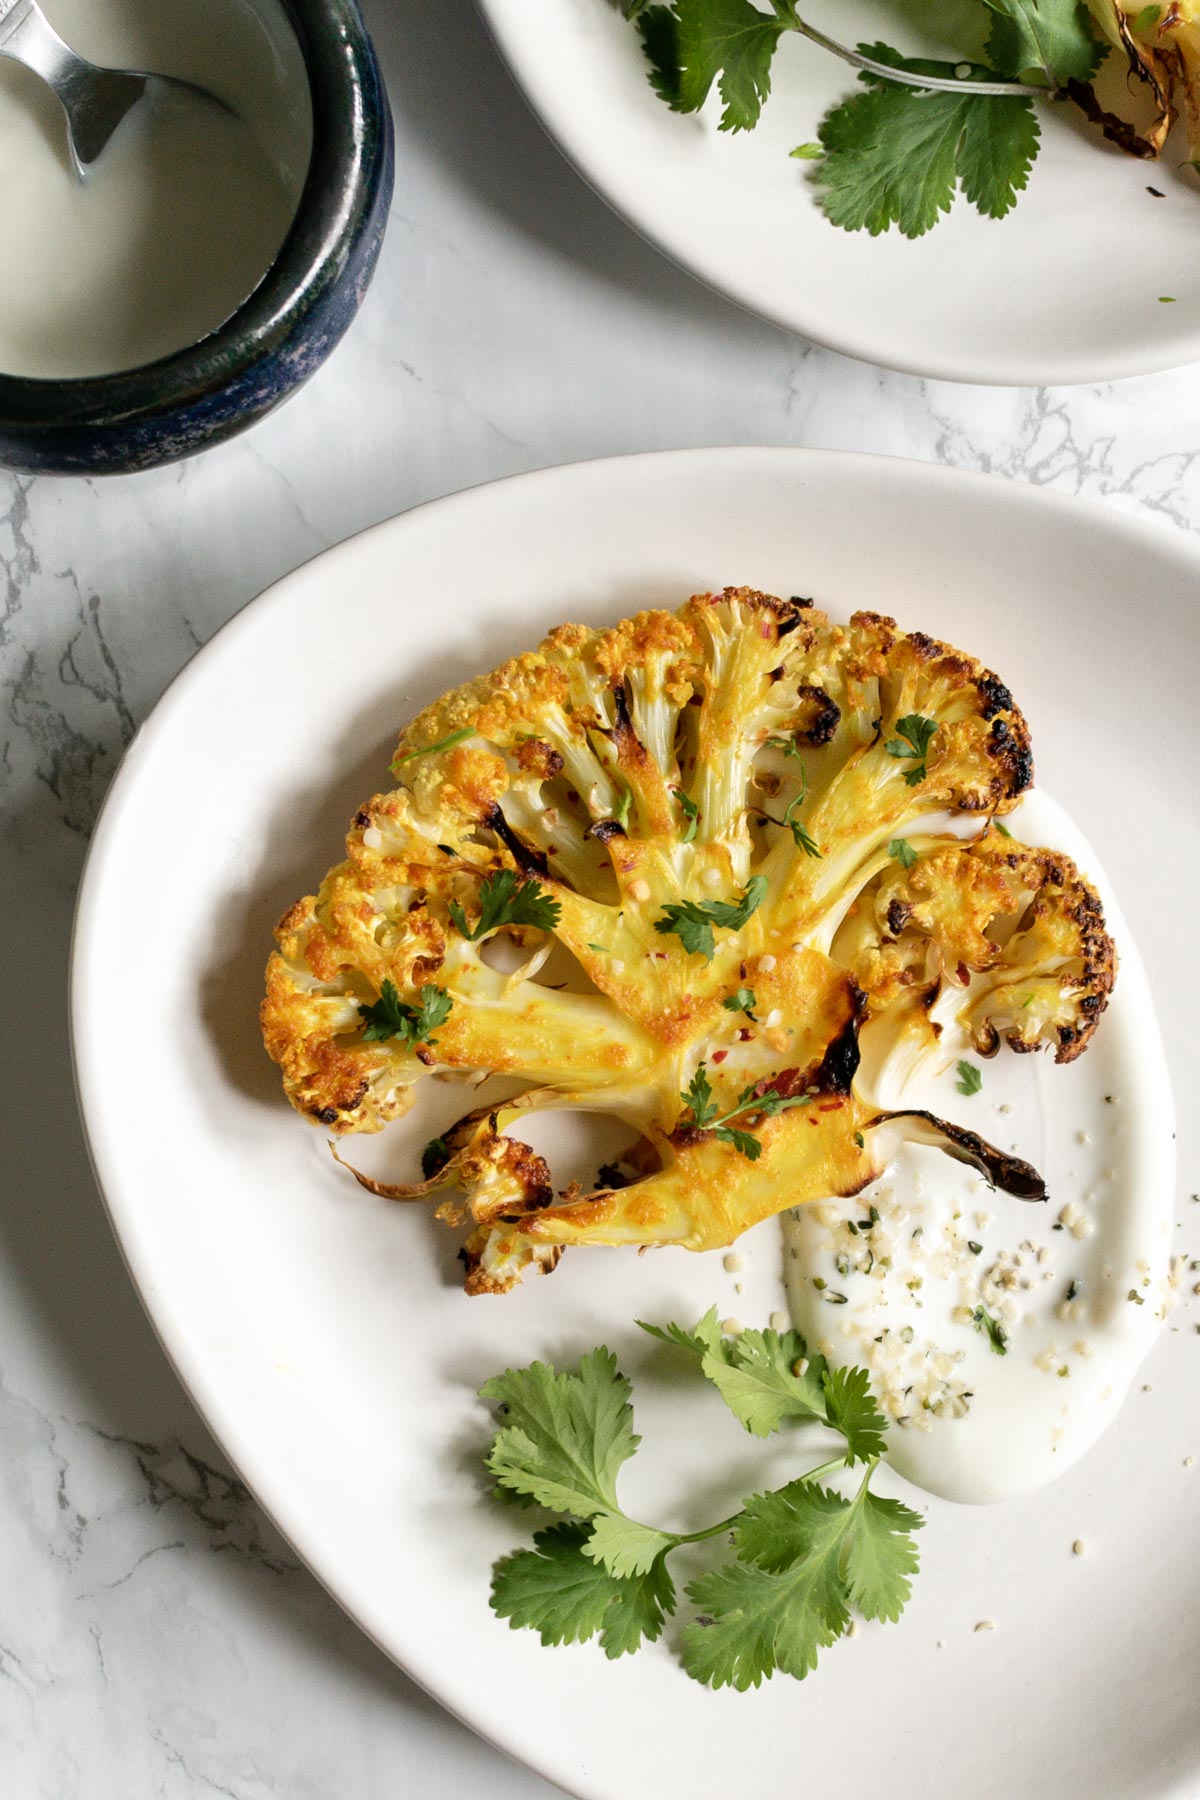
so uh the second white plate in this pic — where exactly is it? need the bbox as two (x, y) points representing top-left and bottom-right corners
(479, 0), (1200, 385)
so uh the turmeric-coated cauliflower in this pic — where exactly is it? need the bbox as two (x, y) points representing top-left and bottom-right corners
(262, 589), (1115, 1293)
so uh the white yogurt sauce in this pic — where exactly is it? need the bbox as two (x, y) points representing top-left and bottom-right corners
(0, 0), (311, 378)
(784, 791), (1177, 1504)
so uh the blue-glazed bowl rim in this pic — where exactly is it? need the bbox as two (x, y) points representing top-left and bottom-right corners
(0, 0), (380, 429)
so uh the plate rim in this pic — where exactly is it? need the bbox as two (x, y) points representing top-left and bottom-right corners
(475, 0), (1200, 388)
(69, 446), (1200, 1800)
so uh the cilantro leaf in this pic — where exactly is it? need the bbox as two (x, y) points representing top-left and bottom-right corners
(884, 709), (939, 784)
(614, 784), (633, 831)
(637, 1306), (731, 1362)
(843, 1489), (924, 1623)
(722, 985), (758, 1020)
(681, 1062), (717, 1128)
(491, 1522), (675, 1658)
(816, 55), (1039, 240)
(600, 1551), (677, 1657)
(821, 1364), (888, 1466)
(699, 1327), (830, 1437)
(585, 1512), (677, 1578)
(638, 0), (784, 132)
(448, 869), (561, 941)
(491, 1525), (615, 1647)
(358, 979), (452, 1046)
(682, 1489), (852, 1689)
(655, 874), (768, 962)
(674, 787), (699, 843)
(715, 1125), (762, 1160)
(956, 1059), (983, 1096)
(390, 726), (474, 773)
(685, 1471), (920, 1687)
(983, 0), (1103, 84)
(955, 77), (1047, 218)
(481, 1347), (639, 1518)
(783, 794), (823, 859)
(420, 1134), (452, 1180)
(732, 1476), (854, 1574)
(741, 1085), (813, 1121)
(972, 1304), (1009, 1355)
(656, 905), (717, 962)
(888, 838), (918, 869)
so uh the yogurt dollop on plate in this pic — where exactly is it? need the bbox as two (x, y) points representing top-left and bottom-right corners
(785, 791), (1176, 1504)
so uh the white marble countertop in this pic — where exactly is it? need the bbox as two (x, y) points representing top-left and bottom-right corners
(5, 2), (1200, 1795)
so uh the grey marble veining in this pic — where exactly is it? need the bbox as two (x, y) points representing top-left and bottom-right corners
(3, 1), (1200, 1795)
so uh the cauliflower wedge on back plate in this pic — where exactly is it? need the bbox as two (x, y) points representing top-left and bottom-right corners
(262, 589), (1115, 1294)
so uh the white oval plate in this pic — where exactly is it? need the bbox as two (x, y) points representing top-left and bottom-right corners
(72, 450), (1200, 1800)
(478, 0), (1200, 386)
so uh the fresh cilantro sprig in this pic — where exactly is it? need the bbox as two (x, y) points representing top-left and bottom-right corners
(624, 0), (1110, 238)
(783, 794), (823, 859)
(448, 869), (562, 941)
(358, 979), (452, 1046)
(484, 1312), (922, 1687)
(722, 985), (758, 1020)
(763, 740), (823, 858)
(655, 874), (767, 962)
(679, 1062), (814, 1160)
(888, 838), (918, 869)
(884, 712), (938, 787)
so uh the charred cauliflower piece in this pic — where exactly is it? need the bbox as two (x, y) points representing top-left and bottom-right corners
(1086, 0), (1200, 156)
(834, 830), (1116, 1105)
(262, 589), (1115, 1294)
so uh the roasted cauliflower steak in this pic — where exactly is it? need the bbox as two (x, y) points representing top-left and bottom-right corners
(262, 589), (1115, 1294)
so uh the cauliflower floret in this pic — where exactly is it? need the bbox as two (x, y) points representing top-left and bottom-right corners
(262, 590), (1113, 1294)
(834, 829), (1116, 1065)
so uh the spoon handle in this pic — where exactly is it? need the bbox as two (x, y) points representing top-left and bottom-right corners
(0, 0), (35, 48)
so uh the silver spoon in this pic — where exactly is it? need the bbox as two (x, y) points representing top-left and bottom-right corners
(0, 0), (231, 180)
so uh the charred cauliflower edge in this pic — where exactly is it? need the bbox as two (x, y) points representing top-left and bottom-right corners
(261, 588), (1116, 1295)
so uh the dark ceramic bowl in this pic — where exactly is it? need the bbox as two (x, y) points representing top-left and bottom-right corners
(0, 0), (393, 477)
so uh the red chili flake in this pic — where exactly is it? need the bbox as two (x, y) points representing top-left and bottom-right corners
(737, 1027), (752, 1042)
(711, 1049), (729, 1064)
(819, 1100), (843, 1113)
